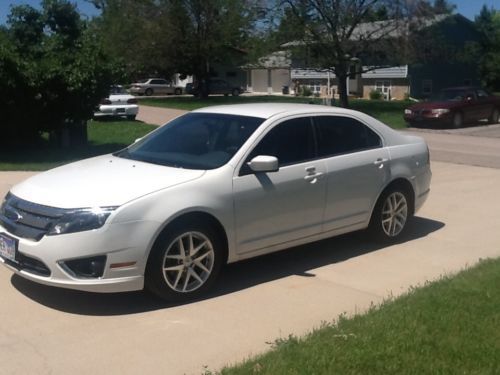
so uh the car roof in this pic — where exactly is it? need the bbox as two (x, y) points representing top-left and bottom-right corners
(192, 103), (363, 119)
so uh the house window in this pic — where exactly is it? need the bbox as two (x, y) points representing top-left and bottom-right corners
(306, 81), (321, 94)
(375, 80), (391, 99)
(422, 80), (433, 95)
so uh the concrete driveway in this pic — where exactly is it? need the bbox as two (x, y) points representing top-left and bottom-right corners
(1, 110), (500, 374)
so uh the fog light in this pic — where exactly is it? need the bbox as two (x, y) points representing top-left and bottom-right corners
(60, 255), (107, 278)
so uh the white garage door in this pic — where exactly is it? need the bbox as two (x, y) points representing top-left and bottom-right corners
(252, 69), (268, 93)
(271, 69), (290, 93)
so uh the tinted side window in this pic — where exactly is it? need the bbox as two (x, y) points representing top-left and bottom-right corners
(315, 116), (382, 157)
(151, 79), (167, 85)
(243, 117), (315, 172)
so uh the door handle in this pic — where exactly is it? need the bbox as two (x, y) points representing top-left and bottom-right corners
(374, 158), (388, 169)
(304, 172), (324, 181)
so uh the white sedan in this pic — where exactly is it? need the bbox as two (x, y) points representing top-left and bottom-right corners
(94, 85), (139, 120)
(0, 103), (431, 301)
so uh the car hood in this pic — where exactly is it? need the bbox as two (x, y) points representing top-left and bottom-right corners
(408, 101), (460, 110)
(10, 155), (205, 209)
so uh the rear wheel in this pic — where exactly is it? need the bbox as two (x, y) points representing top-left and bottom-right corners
(232, 88), (240, 96)
(174, 88), (182, 95)
(145, 221), (224, 301)
(369, 187), (411, 242)
(489, 108), (499, 124)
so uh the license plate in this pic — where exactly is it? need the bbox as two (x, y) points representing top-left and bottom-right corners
(116, 108), (125, 113)
(0, 233), (17, 262)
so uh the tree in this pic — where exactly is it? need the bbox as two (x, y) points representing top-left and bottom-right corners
(1, 0), (121, 145)
(163, 0), (258, 96)
(89, 0), (261, 88)
(475, 6), (500, 91)
(277, 0), (455, 107)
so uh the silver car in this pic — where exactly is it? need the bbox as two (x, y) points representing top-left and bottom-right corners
(0, 104), (431, 301)
(129, 78), (183, 96)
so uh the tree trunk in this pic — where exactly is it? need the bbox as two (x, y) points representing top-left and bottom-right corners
(336, 69), (349, 108)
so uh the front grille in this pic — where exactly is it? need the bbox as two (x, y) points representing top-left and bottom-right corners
(0, 193), (66, 241)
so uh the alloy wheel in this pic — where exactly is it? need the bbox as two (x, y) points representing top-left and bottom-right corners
(381, 192), (408, 237)
(162, 231), (215, 293)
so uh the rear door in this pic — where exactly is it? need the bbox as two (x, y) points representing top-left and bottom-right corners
(313, 116), (390, 231)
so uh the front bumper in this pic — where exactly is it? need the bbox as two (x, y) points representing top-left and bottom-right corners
(0, 219), (159, 293)
(404, 113), (452, 127)
(94, 105), (138, 118)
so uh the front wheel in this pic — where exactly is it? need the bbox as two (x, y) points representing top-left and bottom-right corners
(145, 222), (224, 301)
(452, 112), (463, 128)
(369, 188), (411, 242)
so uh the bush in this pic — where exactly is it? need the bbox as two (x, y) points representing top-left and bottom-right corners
(300, 86), (313, 97)
(369, 90), (383, 100)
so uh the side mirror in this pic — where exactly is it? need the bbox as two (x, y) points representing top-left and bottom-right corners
(247, 155), (279, 173)
(134, 137), (142, 143)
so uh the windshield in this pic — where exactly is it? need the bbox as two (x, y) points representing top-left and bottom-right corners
(114, 113), (264, 170)
(432, 89), (468, 102)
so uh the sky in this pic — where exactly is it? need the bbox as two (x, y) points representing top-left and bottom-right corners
(0, 0), (500, 24)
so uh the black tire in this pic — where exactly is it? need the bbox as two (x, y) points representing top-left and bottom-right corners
(127, 115), (136, 121)
(174, 88), (182, 95)
(451, 112), (463, 129)
(489, 108), (499, 124)
(145, 220), (225, 301)
(231, 88), (240, 97)
(368, 185), (412, 242)
(145, 88), (153, 96)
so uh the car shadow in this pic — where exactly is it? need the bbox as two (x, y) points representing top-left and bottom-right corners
(10, 216), (444, 316)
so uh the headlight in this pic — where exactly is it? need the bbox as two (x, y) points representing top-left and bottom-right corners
(47, 207), (117, 236)
(431, 108), (450, 115)
(404, 109), (412, 115)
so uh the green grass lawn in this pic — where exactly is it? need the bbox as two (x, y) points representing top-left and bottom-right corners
(139, 96), (409, 129)
(218, 258), (500, 374)
(0, 120), (156, 171)
(139, 95), (322, 110)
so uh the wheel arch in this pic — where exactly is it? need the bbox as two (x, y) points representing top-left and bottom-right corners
(146, 210), (229, 266)
(374, 178), (416, 218)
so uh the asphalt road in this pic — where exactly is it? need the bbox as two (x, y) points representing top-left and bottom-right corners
(0, 107), (499, 374)
(405, 124), (500, 169)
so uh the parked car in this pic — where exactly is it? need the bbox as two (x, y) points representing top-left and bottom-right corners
(129, 78), (183, 96)
(93, 85), (139, 121)
(404, 86), (500, 128)
(188, 79), (244, 97)
(0, 104), (431, 301)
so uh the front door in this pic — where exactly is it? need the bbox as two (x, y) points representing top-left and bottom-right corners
(233, 117), (327, 254)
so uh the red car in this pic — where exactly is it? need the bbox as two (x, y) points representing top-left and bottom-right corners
(404, 87), (500, 128)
